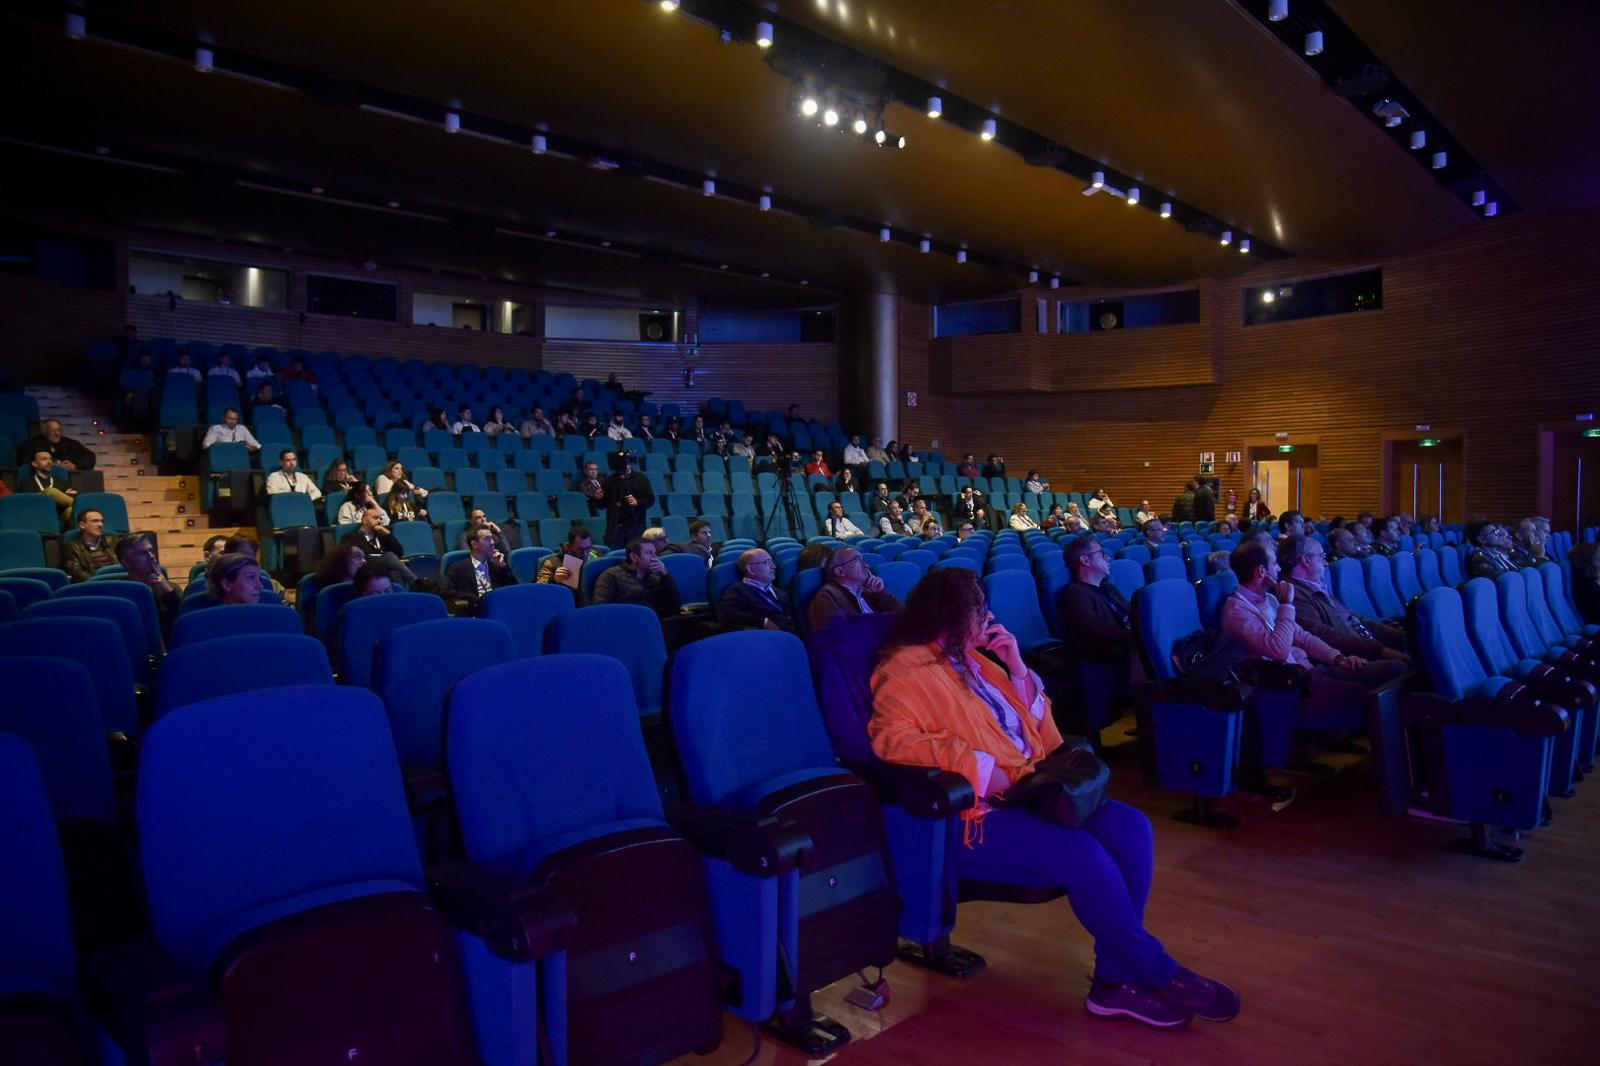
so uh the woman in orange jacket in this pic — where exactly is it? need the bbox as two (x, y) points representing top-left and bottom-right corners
(869, 568), (1239, 1030)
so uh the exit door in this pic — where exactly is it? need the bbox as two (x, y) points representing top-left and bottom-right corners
(1245, 444), (1319, 517)
(1544, 427), (1600, 533)
(1384, 436), (1464, 523)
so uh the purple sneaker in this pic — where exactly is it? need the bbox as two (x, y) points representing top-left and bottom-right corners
(1085, 979), (1193, 1029)
(1157, 967), (1241, 1022)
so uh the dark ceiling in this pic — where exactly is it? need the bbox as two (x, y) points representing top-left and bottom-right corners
(2, 0), (1595, 306)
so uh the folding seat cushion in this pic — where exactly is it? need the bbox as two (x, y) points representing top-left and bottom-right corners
(0, 617), (139, 738)
(334, 593), (449, 688)
(170, 602), (302, 647)
(546, 604), (666, 717)
(137, 688), (480, 1064)
(158, 633), (333, 718)
(25, 596), (150, 687)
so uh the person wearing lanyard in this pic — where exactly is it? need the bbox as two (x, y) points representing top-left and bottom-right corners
(809, 545), (900, 633)
(869, 568), (1240, 1030)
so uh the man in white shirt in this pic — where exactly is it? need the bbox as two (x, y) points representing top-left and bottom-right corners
(245, 357), (276, 386)
(264, 449), (322, 499)
(843, 435), (869, 467)
(823, 501), (864, 538)
(878, 500), (909, 536)
(206, 352), (241, 387)
(451, 406), (480, 434)
(201, 408), (261, 451)
(605, 413), (633, 441)
(165, 351), (202, 383)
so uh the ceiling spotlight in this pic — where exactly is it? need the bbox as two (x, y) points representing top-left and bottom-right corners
(1219, 230), (1233, 246)
(1268, 0), (1289, 20)
(195, 46), (214, 73)
(1028, 269), (1039, 283)
(800, 96), (819, 117)
(1126, 186), (1140, 206)
(1372, 98), (1409, 127)
(1431, 150), (1447, 169)
(822, 106), (839, 127)
(1484, 201), (1498, 217)
(660, 0), (679, 10)
(896, 135), (907, 149)
(531, 133), (547, 153)
(702, 178), (716, 196)
(1471, 189), (1486, 207)
(873, 127), (887, 145)
(800, 279), (809, 285)
(879, 226), (891, 242)
(956, 249), (968, 264)
(1409, 130), (1426, 150)
(1239, 238), (1251, 254)
(1304, 30), (1324, 56)
(919, 238), (931, 253)
(444, 111), (461, 133)
(758, 193), (772, 211)
(926, 96), (943, 118)
(756, 21), (774, 48)
(853, 116), (868, 135)
(64, 12), (85, 39)
(1261, 290), (1276, 304)
(1159, 201), (1173, 218)
(1050, 276), (1061, 289)
(980, 118), (997, 141)
(1090, 171), (1105, 189)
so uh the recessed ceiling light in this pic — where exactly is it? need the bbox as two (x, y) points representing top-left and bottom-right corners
(311, 185), (325, 195)
(822, 106), (839, 127)
(758, 194), (772, 211)
(1219, 230), (1233, 246)
(660, 1), (679, 11)
(853, 116), (868, 135)
(1238, 238), (1251, 254)
(756, 21), (773, 48)
(1126, 186), (1140, 206)
(918, 238), (931, 253)
(879, 226), (891, 242)
(531, 133), (547, 154)
(1050, 277), (1061, 289)
(64, 12), (85, 39)
(194, 46), (214, 73)
(386, 199), (400, 208)
(926, 96), (942, 118)
(800, 96), (819, 117)
(1304, 30), (1324, 56)
(444, 111), (461, 133)
(980, 118), (997, 141)
(1269, 0), (1289, 21)
(1091, 171), (1105, 188)
(1159, 201), (1172, 218)
(956, 249), (968, 264)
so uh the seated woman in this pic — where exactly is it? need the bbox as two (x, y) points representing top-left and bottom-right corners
(1041, 502), (1069, 530)
(1096, 503), (1121, 532)
(336, 482), (388, 527)
(207, 552), (263, 606)
(835, 467), (860, 496)
(385, 481), (428, 524)
(1008, 502), (1039, 531)
(323, 458), (358, 496)
(310, 542), (367, 591)
(1024, 469), (1049, 494)
(869, 569), (1238, 1029)
(482, 405), (513, 437)
(376, 459), (429, 501)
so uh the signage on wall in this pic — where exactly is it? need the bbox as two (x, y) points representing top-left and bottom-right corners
(905, 391), (918, 407)
(1199, 451), (1215, 465)
(1225, 451), (1242, 464)
(1199, 462), (1215, 475)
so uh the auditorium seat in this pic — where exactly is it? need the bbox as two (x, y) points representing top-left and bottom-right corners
(55, 580), (164, 659)
(449, 653), (775, 1062)
(1108, 557), (1145, 601)
(0, 493), (62, 535)
(1362, 555), (1406, 621)
(1415, 547), (1444, 592)
(1541, 560), (1600, 639)
(334, 592), (449, 687)
(1331, 557), (1381, 619)
(661, 550), (709, 609)
(546, 604), (666, 718)
(0, 527), (49, 570)
(873, 560), (921, 604)
(168, 602), (301, 647)
(1146, 555), (1186, 584)
(1391, 550), (1423, 603)
(24, 596), (151, 687)
(1197, 571), (1239, 631)
(0, 617), (141, 741)
(0, 575), (59, 611)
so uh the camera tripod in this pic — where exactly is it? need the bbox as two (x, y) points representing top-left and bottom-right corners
(762, 460), (806, 541)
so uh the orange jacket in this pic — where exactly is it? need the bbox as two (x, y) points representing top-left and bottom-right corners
(869, 642), (1064, 805)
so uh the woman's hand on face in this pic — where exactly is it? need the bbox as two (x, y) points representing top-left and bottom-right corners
(977, 622), (1025, 672)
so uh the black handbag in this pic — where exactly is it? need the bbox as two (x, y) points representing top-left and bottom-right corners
(997, 738), (1110, 828)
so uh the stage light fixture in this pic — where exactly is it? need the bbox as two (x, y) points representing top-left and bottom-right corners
(822, 105), (839, 126)
(1091, 171), (1105, 188)
(874, 128), (887, 145)
(1484, 201), (1498, 217)
(956, 249), (968, 264)
(1269, 0), (1289, 20)
(1431, 151), (1447, 169)
(800, 95), (819, 117)
(702, 178), (716, 196)
(879, 226), (891, 242)
(980, 118), (997, 141)
(1471, 189), (1486, 207)
(926, 96), (942, 118)
(444, 111), (461, 133)
(1220, 230), (1233, 246)
(758, 193), (772, 211)
(1262, 290), (1276, 304)
(195, 47), (214, 72)
(531, 133), (547, 153)
(660, 1), (679, 11)
(1304, 30), (1323, 56)
(853, 115), (868, 135)
(756, 21), (773, 48)
(1409, 130), (1426, 150)
(919, 238), (931, 253)
(1126, 186), (1140, 206)
(1159, 201), (1172, 218)
(1239, 238), (1251, 254)
(1028, 269), (1039, 283)
(1050, 277), (1061, 289)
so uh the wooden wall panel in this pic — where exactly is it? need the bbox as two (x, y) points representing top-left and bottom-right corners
(901, 210), (1600, 521)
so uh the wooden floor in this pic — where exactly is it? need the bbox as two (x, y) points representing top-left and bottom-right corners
(679, 739), (1600, 1066)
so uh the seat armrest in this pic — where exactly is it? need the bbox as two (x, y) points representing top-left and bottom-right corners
(426, 862), (575, 964)
(82, 942), (228, 1066)
(845, 762), (975, 819)
(669, 805), (810, 876)
(1234, 659), (1309, 691)
(1145, 678), (1245, 711)
(1362, 670), (1413, 697)
(1404, 693), (1570, 737)
(1518, 674), (1596, 710)
(401, 761), (449, 815)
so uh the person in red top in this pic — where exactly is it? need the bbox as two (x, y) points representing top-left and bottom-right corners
(869, 568), (1239, 1030)
(804, 450), (834, 478)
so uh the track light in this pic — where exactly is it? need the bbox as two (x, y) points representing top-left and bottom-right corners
(702, 178), (716, 196)
(444, 111), (461, 133)
(980, 118), (997, 141)
(800, 95), (819, 117)
(822, 105), (839, 126)
(1304, 30), (1323, 56)
(1471, 189), (1486, 207)
(873, 128), (887, 145)
(531, 133), (547, 153)
(1220, 230), (1233, 246)
(755, 21), (773, 48)
(660, 0), (679, 10)
(1239, 238), (1251, 254)
(1409, 130), (1426, 150)
(1050, 277), (1061, 289)
(1159, 201), (1172, 218)
(64, 12), (85, 39)
(1091, 170), (1105, 188)
(195, 46), (214, 73)
(1431, 151), (1447, 169)
(879, 226), (891, 242)
(1126, 186), (1140, 206)
(956, 249), (968, 264)
(758, 193), (771, 211)
(1484, 201), (1498, 217)
(853, 115), (868, 135)
(919, 238), (931, 253)
(1028, 269), (1039, 283)
(926, 96), (942, 118)
(1268, 0), (1289, 20)
(896, 135), (907, 149)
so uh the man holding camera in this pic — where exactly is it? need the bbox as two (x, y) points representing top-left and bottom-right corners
(602, 452), (654, 549)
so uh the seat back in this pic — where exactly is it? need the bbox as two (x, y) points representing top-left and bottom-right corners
(669, 631), (840, 807)
(1132, 578), (1202, 683)
(0, 494), (60, 535)
(1362, 555), (1405, 620)
(1415, 548), (1443, 592)
(334, 593), (449, 687)
(1108, 557), (1145, 601)
(0, 576), (54, 612)
(0, 656), (116, 824)
(54, 579), (164, 657)
(314, 580), (357, 645)
(1414, 587), (1498, 701)
(874, 560), (921, 604)
(982, 569), (1057, 652)
(1146, 555), (1186, 584)
(807, 614), (901, 765)
(159, 633), (333, 718)
(661, 551), (709, 607)
(170, 603), (302, 647)
(1390, 550), (1422, 602)
(1495, 571), (1548, 661)
(1437, 544), (1464, 586)
(1196, 571), (1239, 631)
(1330, 557), (1379, 619)
(25, 595), (150, 686)
(546, 605), (666, 716)
(1459, 577), (1525, 676)
(0, 736), (78, 1004)
(374, 618), (517, 768)
(0, 528), (47, 569)
(0, 617), (139, 737)
(138, 687), (424, 976)
(481, 581), (575, 657)
(1541, 561), (1587, 637)
(1519, 567), (1569, 649)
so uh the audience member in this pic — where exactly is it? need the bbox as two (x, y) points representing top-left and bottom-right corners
(1277, 510), (1305, 538)
(1372, 515), (1401, 557)
(480, 406), (512, 437)
(245, 356), (276, 387)
(17, 449), (77, 522)
(1171, 481), (1196, 523)
(1058, 536), (1139, 682)
(280, 356), (318, 389)
(602, 453), (654, 548)
(1350, 522), (1377, 557)
(248, 382), (282, 413)
(732, 433), (756, 458)
(869, 566), (1239, 1030)
(635, 414), (656, 443)
(384, 481), (428, 524)
(1205, 550), (1231, 575)
(310, 543), (367, 591)
(205, 352), (240, 387)
(458, 509), (512, 553)
(165, 351), (202, 383)
(1510, 518), (1549, 567)
(1279, 535), (1408, 662)
(519, 406), (555, 438)
(879, 500), (910, 536)
(14, 418), (96, 471)
(866, 437), (891, 464)
(208, 552), (262, 606)
(921, 517), (944, 540)
(352, 565), (394, 597)
(909, 498), (936, 531)
(805, 450), (834, 478)
(823, 501), (864, 538)
(536, 525), (601, 585)
(1193, 479), (1216, 522)
(1245, 488), (1271, 521)
(340, 508), (417, 588)
(956, 453), (981, 478)
(1466, 521), (1522, 579)
(835, 467), (860, 496)
(1024, 470), (1049, 493)
(809, 545), (900, 631)
(843, 435), (869, 467)
(264, 450), (321, 499)
(323, 459), (359, 496)
(594, 537), (682, 619)
(1009, 502), (1039, 530)
(117, 533), (180, 634)
(63, 508), (117, 581)
(956, 521), (977, 541)
(674, 519), (715, 565)
(1042, 503), (1069, 530)
(1217, 514), (1239, 535)
(1326, 527), (1361, 561)
(452, 406), (481, 434)
(718, 549), (794, 631)
(336, 483), (386, 527)
(445, 525), (516, 615)
(981, 454), (1007, 479)
(1142, 518), (1167, 551)
(688, 415), (708, 444)
(606, 412), (633, 441)
(1134, 501), (1155, 527)
(868, 482), (894, 516)
(1086, 488), (1115, 517)
(200, 408), (260, 452)
(424, 408), (452, 433)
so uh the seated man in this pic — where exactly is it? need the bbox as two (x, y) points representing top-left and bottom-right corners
(878, 500), (910, 536)
(445, 525), (516, 615)
(1326, 527), (1360, 561)
(17, 449), (77, 523)
(206, 352), (241, 387)
(1277, 510), (1306, 539)
(352, 564), (394, 597)
(908, 498), (938, 533)
(667, 519), (715, 566)
(920, 517), (944, 540)
(451, 405), (480, 434)
(201, 407), (261, 452)
(842, 436), (868, 468)
(605, 412), (633, 441)
(1279, 535), (1409, 663)
(594, 537), (682, 618)
(165, 352), (202, 383)
(804, 450), (834, 478)
(1466, 521), (1522, 579)
(898, 482), (924, 513)
(1510, 518), (1550, 568)
(63, 508), (117, 582)
(457, 508), (514, 553)
(955, 453), (980, 478)
(117, 533), (181, 637)
(867, 482), (894, 516)
(822, 501), (864, 539)
(981, 454), (1006, 480)
(1142, 518), (1168, 552)
(809, 545), (900, 632)
(577, 460), (605, 515)
(14, 418), (96, 472)
(955, 520), (977, 541)
(718, 549), (794, 631)
(264, 449), (322, 499)
(1058, 536), (1139, 669)
(1372, 515), (1402, 558)
(865, 437), (890, 464)
(536, 524), (602, 585)
(1134, 500), (1155, 527)
(340, 508), (418, 589)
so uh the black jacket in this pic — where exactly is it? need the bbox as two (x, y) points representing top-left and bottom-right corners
(341, 528), (405, 559)
(1058, 580), (1136, 661)
(1193, 485), (1216, 522)
(444, 555), (517, 614)
(718, 581), (795, 631)
(15, 435), (96, 470)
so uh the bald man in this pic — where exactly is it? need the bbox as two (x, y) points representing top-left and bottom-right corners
(717, 548), (795, 631)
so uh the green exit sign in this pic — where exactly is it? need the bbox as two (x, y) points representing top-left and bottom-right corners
(1277, 444), (1296, 453)
(1419, 438), (1441, 447)
(1584, 428), (1600, 439)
